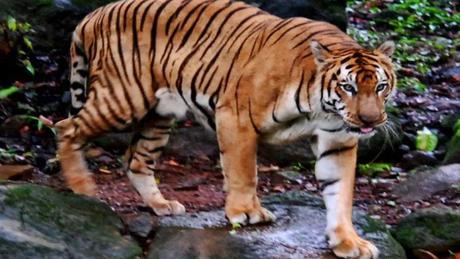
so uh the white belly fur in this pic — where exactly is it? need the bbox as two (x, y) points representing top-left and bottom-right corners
(154, 88), (189, 120)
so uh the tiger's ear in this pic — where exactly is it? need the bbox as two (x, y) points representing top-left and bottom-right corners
(310, 40), (332, 65)
(376, 41), (395, 57)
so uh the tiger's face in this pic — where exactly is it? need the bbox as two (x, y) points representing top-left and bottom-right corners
(311, 41), (396, 136)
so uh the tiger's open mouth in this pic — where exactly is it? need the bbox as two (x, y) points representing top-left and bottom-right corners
(346, 126), (376, 135)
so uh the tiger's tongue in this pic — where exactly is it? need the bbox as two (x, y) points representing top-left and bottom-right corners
(360, 127), (374, 134)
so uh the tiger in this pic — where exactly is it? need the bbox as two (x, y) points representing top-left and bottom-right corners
(56, 0), (396, 258)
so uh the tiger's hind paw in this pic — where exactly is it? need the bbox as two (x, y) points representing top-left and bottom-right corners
(151, 200), (186, 216)
(67, 173), (97, 196)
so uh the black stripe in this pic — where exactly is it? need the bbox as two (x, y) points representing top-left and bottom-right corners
(295, 71), (306, 114)
(122, 1), (136, 31)
(192, 1), (232, 48)
(270, 21), (312, 46)
(199, 14), (260, 93)
(177, 1), (211, 50)
(140, 1), (156, 30)
(165, 0), (193, 35)
(190, 65), (216, 130)
(115, 1), (132, 86)
(147, 146), (165, 154)
(248, 99), (262, 135)
(292, 29), (336, 49)
(320, 126), (344, 133)
(139, 134), (162, 141)
(108, 4), (135, 119)
(202, 65), (219, 94)
(319, 145), (356, 159)
(318, 179), (340, 192)
(199, 6), (251, 59)
(262, 18), (293, 46)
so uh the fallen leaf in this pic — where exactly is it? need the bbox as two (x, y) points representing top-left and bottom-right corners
(86, 147), (105, 158)
(165, 160), (180, 166)
(259, 165), (280, 173)
(272, 185), (286, 193)
(99, 168), (112, 174)
(413, 249), (438, 259)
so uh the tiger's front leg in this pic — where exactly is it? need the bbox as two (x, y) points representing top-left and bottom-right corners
(313, 133), (379, 259)
(216, 107), (276, 225)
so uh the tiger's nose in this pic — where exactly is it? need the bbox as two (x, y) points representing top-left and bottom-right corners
(358, 114), (380, 125)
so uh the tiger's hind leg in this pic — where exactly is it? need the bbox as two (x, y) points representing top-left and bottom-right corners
(56, 74), (136, 196)
(127, 113), (185, 216)
(56, 117), (98, 195)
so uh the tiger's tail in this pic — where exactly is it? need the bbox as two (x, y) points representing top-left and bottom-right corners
(69, 32), (88, 115)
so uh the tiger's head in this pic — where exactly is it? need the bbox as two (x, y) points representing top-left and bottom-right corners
(311, 40), (396, 136)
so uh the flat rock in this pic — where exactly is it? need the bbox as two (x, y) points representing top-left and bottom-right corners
(0, 181), (142, 259)
(148, 191), (406, 259)
(393, 164), (460, 202)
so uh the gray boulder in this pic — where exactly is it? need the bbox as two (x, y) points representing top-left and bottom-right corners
(393, 164), (460, 202)
(0, 181), (142, 259)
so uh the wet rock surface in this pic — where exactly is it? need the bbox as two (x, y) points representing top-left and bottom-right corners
(0, 182), (142, 259)
(392, 206), (460, 255)
(149, 191), (406, 259)
(393, 164), (460, 202)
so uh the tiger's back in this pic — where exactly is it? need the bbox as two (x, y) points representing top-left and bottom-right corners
(70, 0), (357, 131)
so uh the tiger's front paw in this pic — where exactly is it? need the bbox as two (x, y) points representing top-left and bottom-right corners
(227, 206), (276, 225)
(328, 227), (379, 259)
(225, 193), (276, 225)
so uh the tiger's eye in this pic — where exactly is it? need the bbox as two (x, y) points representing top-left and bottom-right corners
(341, 84), (355, 93)
(376, 83), (387, 92)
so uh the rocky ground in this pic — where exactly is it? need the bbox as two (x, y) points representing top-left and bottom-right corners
(0, 0), (460, 258)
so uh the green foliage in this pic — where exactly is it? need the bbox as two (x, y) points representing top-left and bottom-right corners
(358, 163), (392, 176)
(9, 115), (56, 135)
(454, 120), (460, 137)
(0, 86), (21, 99)
(387, 0), (459, 34)
(347, 0), (458, 92)
(290, 162), (306, 171)
(0, 16), (35, 76)
(415, 127), (438, 152)
(397, 77), (426, 92)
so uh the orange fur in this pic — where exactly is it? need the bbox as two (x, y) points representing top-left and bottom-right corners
(57, 1), (396, 258)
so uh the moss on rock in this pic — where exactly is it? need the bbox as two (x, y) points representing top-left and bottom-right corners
(0, 182), (142, 259)
(392, 207), (460, 253)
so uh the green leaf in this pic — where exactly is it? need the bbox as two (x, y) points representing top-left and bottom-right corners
(231, 223), (242, 230)
(358, 163), (392, 176)
(454, 120), (460, 132)
(37, 119), (44, 131)
(0, 86), (21, 99)
(7, 16), (17, 31)
(23, 36), (33, 50)
(416, 127), (438, 152)
(23, 60), (35, 75)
